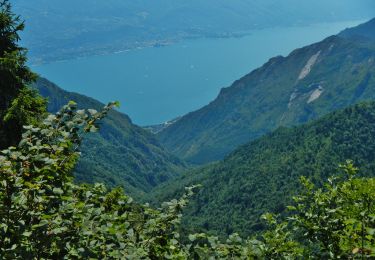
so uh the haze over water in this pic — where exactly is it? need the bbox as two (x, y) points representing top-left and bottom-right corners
(32, 20), (364, 126)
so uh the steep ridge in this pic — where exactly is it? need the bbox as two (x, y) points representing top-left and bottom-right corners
(157, 19), (375, 164)
(34, 78), (186, 197)
(340, 17), (375, 40)
(151, 101), (375, 237)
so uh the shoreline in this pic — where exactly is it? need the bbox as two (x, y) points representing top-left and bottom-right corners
(28, 19), (365, 67)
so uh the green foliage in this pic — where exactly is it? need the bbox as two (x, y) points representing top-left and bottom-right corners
(151, 101), (375, 238)
(0, 0), (25, 55)
(4, 0), (184, 199)
(0, 101), (126, 258)
(257, 213), (303, 258)
(3, 87), (47, 146)
(0, 100), (373, 259)
(4, 87), (47, 125)
(34, 78), (186, 198)
(1, 3), (374, 258)
(289, 161), (375, 258)
(0, 102), (271, 259)
(0, 0), (46, 149)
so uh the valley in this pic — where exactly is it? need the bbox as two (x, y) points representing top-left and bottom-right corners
(29, 14), (375, 240)
(31, 20), (362, 126)
(1, 1), (374, 257)
(33, 78), (187, 198)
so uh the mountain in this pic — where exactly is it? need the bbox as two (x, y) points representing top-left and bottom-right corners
(12, 0), (375, 63)
(34, 78), (186, 197)
(150, 101), (375, 238)
(157, 18), (375, 164)
(340, 17), (375, 40)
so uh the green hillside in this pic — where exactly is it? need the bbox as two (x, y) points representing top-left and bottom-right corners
(157, 19), (375, 164)
(151, 101), (375, 237)
(1, 2), (375, 257)
(34, 78), (186, 197)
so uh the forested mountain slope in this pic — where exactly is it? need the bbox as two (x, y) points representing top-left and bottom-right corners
(158, 18), (375, 164)
(151, 102), (375, 237)
(34, 78), (186, 197)
(12, 0), (375, 63)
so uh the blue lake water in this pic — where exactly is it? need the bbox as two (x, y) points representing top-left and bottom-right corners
(32, 20), (364, 126)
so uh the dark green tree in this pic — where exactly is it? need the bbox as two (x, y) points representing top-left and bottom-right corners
(0, 0), (46, 149)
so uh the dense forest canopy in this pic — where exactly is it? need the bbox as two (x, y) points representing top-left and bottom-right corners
(151, 102), (375, 238)
(0, 101), (373, 258)
(0, 1), (374, 258)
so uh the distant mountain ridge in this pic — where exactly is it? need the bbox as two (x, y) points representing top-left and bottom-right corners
(12, 0), (375, 63)
(34, 78), (186, 197)
(157, 18), (375, 164)
(340, 17), (375, 40)
(151, 101), (375, 237)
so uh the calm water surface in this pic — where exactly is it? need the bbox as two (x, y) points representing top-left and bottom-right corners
(32, 20), (363, 125)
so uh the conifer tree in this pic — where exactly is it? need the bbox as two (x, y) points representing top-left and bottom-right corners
(0, 0), (46, 149)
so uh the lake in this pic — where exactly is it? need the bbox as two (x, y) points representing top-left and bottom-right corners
(32, 20), (364, 126)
